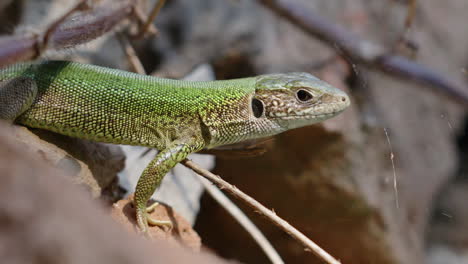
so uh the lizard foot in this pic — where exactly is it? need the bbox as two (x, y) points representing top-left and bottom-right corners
(136, 201), (172, 237)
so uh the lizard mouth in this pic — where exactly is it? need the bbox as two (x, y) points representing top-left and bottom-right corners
(270, 110), (342, 120)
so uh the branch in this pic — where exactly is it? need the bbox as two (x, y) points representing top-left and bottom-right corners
(134, 0), (166, 39)
(257, 0), (468, 107)
(198, 177), (285, 264)
(182, 159), (341, 264)
(0, 0), (137, 68)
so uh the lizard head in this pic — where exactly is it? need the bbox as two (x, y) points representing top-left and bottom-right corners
(203, 72), (350, 148)
(253, 72), (350, 131)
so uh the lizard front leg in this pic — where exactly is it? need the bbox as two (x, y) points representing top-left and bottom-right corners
(134, 140), (204, 235)
(0, 77), (37, 122)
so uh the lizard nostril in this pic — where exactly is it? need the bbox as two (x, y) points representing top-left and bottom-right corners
(341, 97), (346, 102)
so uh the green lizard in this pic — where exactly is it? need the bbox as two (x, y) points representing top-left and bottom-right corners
(0, 60), (350, 234)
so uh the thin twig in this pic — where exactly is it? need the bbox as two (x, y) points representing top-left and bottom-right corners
(118, 33), (146, 75)
(135, 0), (166, 39)
(182, 159), (341, 264)
(403, 0), (418, 30)
(392, 0), (418, 55)
(199, 177), (284, 264)
(257, 0), (468, 107)
(132, 6), (159, 36)
(383, 128), (399, 209)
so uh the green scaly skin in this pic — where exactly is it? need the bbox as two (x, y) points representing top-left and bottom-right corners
(0, 61), (350, 234)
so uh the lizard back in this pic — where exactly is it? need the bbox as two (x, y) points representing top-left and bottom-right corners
(0, 61), (256, 149)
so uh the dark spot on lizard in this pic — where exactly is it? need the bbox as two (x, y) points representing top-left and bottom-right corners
(251, 98), (264, 118)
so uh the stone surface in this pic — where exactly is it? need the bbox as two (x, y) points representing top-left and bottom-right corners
(0, 122), (228, 264)
(11, 125), (101, 197)
(31, 129), (126, 200)
(111, 196), (202, 252)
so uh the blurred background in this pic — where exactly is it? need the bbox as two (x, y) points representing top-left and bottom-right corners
(0, 0), (467, 263)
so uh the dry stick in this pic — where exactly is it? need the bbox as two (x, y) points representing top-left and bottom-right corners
(38, 0), (90, 57)
(0, 0), (90, 67)
(49, 0), (135, 48)
(0, 0), (136, 68)
(118, 37), (285, 264)
(257, 0), (468, 108)
(118, 33), (146, 75)
(198, 177), (285, 264)
(403, 0), (418, 31)
(133, 6), (159, 36)
(393, 0), (418, 54)
(135, 0), (166, 39)
(182, 159), (341, 264)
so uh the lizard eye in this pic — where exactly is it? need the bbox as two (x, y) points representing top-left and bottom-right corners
(296, 89), (313, 102)
(251, 98), (264, 118)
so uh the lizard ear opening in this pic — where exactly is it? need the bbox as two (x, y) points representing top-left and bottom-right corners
(251, 98), (264, 118)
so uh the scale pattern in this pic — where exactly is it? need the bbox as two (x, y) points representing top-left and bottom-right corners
(0, 61), (257, 149)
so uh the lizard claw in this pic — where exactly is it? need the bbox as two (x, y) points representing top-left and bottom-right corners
(145, 201), (172, 228)
(146, 201), (160, 213)
(147, 216), (172, 228)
